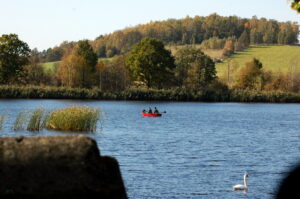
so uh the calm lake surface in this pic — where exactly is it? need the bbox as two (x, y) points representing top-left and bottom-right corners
(1, 100), (300, 199)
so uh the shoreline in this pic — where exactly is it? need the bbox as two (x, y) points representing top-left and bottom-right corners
(0, 85), (300, 103)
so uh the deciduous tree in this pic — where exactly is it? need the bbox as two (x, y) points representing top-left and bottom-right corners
(57, 40), (97, 88)
(222, 39), (235, 57)
(235, 58), (270, 90)
(96, 56), (130, 91)
(175, 47), (216, 88)
(125, 38), (175, 88)
(0, 34), (30, 83)
(18, 64), (51, 86)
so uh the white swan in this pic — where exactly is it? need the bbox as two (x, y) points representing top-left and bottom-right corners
(232, 172), (248, 191)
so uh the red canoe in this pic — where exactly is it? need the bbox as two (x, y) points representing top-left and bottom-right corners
(142, 112), (162, 117)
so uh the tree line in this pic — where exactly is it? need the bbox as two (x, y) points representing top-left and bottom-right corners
(92, 14), (298, 58)
(0, 34), (218, 90)
(1, 33), (300, 95)
(36, 14), (299, 62)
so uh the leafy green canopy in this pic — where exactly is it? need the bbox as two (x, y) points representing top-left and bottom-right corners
(175, 47), (216, 88)
(0, 34), (30, 83)
(125, 38), (175, 88)
(75, 40), (98, 68)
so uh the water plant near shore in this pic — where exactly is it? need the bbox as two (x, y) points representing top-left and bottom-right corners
(13, 110), (28, 130)
(0, 113), (5, 130)
(0, 85), (300, 102)
(27, 108), (45, 131)
(45, 106), (100, 132)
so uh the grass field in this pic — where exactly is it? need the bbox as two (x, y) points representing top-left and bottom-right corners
(216, 45), (300, 80)
(41, 61), (60, 74)
(167, 44), (223, 60)
(98, 57), (117, 64)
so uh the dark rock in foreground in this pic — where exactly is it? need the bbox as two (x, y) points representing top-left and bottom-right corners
(276, 162), (300, 199)
(0, 135), (127, 199)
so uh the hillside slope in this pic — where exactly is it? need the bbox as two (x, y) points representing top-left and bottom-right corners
(42, 14), (298, 63)
(216, 45), (300, 80)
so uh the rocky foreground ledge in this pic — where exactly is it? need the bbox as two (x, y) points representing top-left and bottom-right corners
(0, 135), (128, 199)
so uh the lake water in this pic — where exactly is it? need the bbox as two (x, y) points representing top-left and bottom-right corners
(0, 100), (300, 199)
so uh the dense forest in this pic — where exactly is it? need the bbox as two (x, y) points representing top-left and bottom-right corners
(38, 14), (299, 62)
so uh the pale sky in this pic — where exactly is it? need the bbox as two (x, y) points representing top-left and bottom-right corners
(0, 0), (299, 51)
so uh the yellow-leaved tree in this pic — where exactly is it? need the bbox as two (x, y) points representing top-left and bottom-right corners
(57, 40), (97, 88)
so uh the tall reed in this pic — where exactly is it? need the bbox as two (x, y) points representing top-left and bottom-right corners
(0, 113), (5, 130)
(27, 108), (45, 131)
(1, 85), (300, 102)
(45, 106), (100, 132)
(13, 110), (29, 131)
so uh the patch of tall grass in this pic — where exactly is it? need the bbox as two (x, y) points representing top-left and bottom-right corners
(13, 110), (29, 131)
(0, 113), (5, 130)
(45, 106), (100, 132)
(0, 85), (102, 99)
(0, 85), (300, 102)
(27, 108), (45, 131)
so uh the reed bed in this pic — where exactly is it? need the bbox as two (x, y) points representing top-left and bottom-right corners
(1, 85), (300, 102)
(45, 106), (100, 132)
(27, 108), (45, 131)
(0, 113), (5, 130)
(13, 111), (29, 131)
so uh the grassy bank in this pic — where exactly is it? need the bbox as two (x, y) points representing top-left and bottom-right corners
(1, 85), (300, 102)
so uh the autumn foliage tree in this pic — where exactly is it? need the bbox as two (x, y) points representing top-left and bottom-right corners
(18, 64), (52, 86)
(222, 39), (235, 57)
(96, 55), (130, 91)
(58, 55), (82, 87)
(57, 40), (97, 88)
(235, 58), (271, 90)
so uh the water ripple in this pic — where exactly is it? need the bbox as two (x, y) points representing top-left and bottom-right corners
(1, 100), (300, 199)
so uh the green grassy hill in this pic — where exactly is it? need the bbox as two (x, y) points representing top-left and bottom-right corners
(216, 45), (300, 80)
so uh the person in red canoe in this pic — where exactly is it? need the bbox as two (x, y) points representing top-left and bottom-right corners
(154, 107), (159, 114)
(148, 107), (153, 114)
